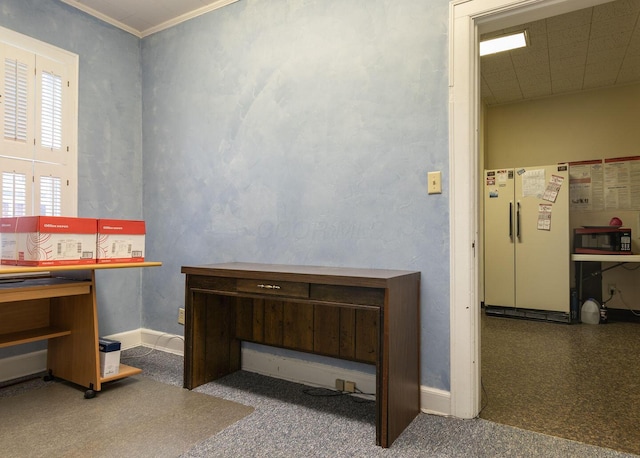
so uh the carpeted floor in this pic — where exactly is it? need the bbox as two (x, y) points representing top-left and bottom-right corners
(128, 346), (637, 457)
(481, 313), (640, 456)
(1, 345), (638, 457)
(0, 376), (253, 458)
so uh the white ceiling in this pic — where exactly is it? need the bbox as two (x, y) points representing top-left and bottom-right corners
(61, 0), (640, 106)
(60, 0), (239, 37)
(481, 0), (640, 105)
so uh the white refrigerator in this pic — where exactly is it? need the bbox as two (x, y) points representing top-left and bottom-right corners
(483, 164), (570, 319)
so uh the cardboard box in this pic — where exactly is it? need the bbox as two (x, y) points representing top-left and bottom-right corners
(0, 217), (18, 265)
(99, 338), (121, 377)
(14, 216), (97, 266)
(97, 219), (145, 263)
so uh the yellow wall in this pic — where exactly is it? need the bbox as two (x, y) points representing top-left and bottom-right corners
(485, 83), (640, 169)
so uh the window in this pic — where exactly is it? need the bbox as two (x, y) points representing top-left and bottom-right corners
(0, 26), (78, 217)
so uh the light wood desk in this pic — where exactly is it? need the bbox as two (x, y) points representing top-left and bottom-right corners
(0, 262), (161, 397)
(182, 262), (420, 448)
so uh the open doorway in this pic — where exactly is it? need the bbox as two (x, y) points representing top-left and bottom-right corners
(450, 0), (640, 454)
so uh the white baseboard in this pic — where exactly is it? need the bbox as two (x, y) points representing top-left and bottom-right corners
(0, 350), (48, 382)
(421, 386), (452, 417)
(108, 328), (185, 355)
(241, 347), (377, 397)
(0, 328), (452, 417)
(0, 328), (184, 383)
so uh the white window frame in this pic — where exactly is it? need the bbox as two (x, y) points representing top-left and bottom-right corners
(1, 26), (78, 217)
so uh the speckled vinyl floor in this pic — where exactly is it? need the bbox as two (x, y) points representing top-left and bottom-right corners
(480, 313), (640, 455)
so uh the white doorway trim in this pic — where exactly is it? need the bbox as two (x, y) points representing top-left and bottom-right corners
(448, 0), (615, 419)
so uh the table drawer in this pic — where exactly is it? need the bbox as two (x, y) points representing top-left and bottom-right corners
(236, 279), (309, 298)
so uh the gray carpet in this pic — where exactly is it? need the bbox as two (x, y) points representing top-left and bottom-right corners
(1, 346), (637, 457)
(126, 347), (638, 457)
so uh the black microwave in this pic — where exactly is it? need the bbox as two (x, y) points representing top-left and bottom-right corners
(574, 227), (632, 254)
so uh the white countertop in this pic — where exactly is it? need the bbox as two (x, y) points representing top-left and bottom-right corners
(571, 254), (640, 263)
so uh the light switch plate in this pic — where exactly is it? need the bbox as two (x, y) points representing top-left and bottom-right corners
(428, 171), (442, 194)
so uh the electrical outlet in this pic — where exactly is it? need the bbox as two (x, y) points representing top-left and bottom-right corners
(178, 307), (185, 325)
(335, 378), (344, 391)
(344, 380), (356, 393)
(608, 284), (616, 296)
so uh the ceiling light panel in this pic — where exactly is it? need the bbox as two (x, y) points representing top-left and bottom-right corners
(480, 32), (528, 56)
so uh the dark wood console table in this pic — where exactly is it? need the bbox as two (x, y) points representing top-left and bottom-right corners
(181, 262), (420, 448)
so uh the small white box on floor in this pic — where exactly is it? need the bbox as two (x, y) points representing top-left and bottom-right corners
(99, 338), (121, 377)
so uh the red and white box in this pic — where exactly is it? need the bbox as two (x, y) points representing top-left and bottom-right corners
(1, 217), (18, 265)
(97, 219), (145, 263)
(13, 216), (97, 266)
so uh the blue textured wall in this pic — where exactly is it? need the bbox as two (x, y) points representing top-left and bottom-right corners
(0, 0), (451, 391)
(142, 0), (450, 390)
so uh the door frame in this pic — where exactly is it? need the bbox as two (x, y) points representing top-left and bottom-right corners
(448, 0), (614, 418)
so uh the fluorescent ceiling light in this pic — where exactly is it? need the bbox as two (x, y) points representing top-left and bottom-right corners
(480, 32), (527, 56)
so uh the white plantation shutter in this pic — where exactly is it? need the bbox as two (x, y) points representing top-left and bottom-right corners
(2, 170), (27, 217)
(1, 43), (35, 160)
(0, 27), (77, 216)
(4, 58), (28, 142)
(40, 70), (63, 150)
(39, 174), (62, 216)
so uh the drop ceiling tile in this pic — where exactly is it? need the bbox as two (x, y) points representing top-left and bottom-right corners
(520, 84), (553, 100)
(627, 28), (640, 51)
(481, 77), (492, 94)
(547, 24), (591, 48)
(586, 47), (626, 65)
(484, 67), (519, 84)
(480, 55), (515, 75)
(546, 9), (592, 32)
(480, 0), (640, 106)
(590, 15), (637, 38)
(494, 92), (524, 104)
(550, 55), (587, 73)
(483, 95), (499, 106)
(551, 74), (584, 93)
(510, 47), (549, 67)
(522, 19), (548, 38)
(618, 55), (640, 82)
(593, 0), (640, 21)
(487, 77), (522, 96)
(593, 33), (635, 54)
(517, 69), (552, 85)
(584, 71), (618, 89)
(548, 41), (588, 60)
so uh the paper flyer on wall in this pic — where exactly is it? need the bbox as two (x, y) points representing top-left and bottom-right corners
(604, 156), (640, 211)
(569, 159), (604, 212)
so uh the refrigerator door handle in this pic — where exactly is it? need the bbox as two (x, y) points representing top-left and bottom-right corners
(516, 201), (521, 240)
(509, 201), (513, 240)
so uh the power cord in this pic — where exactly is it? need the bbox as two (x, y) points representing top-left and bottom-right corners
(616, 288), (640, 317)
(302, 386), (375, 403)
(479, 377), (488, 416)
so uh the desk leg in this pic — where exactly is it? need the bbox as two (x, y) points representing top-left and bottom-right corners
(184, 292), (239, 389)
